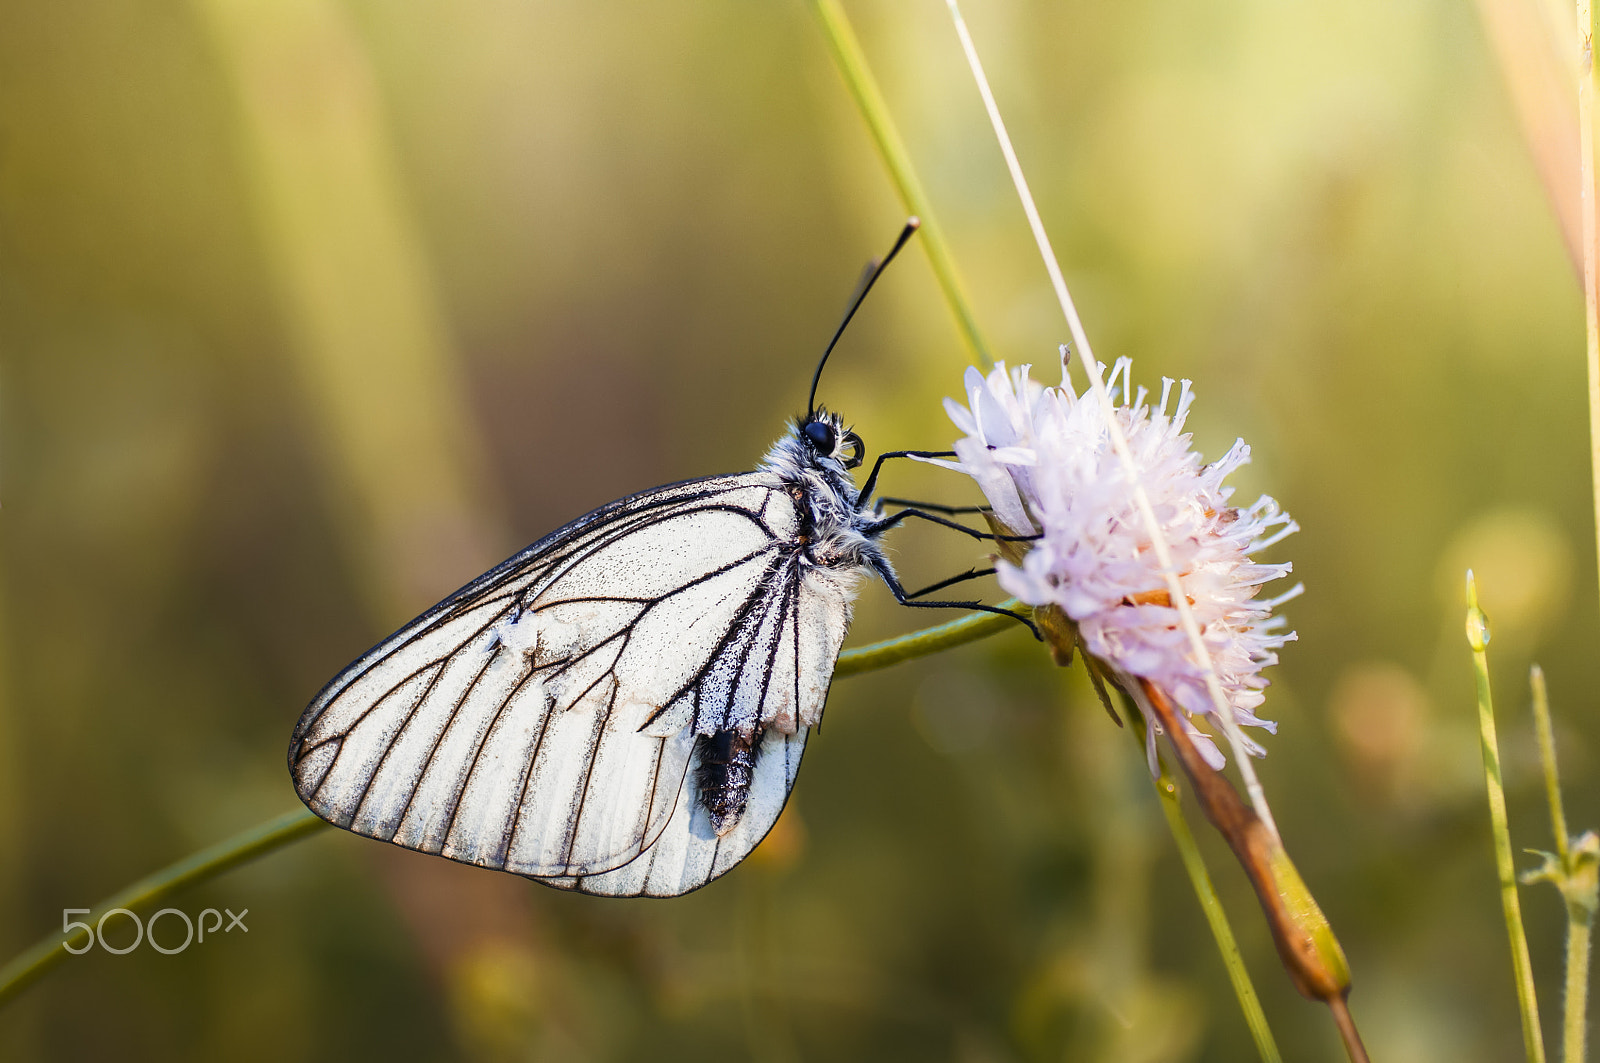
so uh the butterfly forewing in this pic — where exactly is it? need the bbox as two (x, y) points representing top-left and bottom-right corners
(289, 472), (829, 881)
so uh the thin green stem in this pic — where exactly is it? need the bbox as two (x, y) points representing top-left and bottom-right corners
(1532, 665), (1572, 864)
(0, 606), (1021, 1010)
(807, 0), (993, 369)
(1154, 764), (1282, 1062)
(1528, 665), (1595, 1063)
(0, 808), (328, 1009)
(834, 598), (1028, 676)
(1122, 704), (1280, 1063)
(1567, 914), (1593, 1063)
(1468, 573), (1547, 1063)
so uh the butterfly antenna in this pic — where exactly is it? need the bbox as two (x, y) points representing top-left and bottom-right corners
(807, 217), (920, 419)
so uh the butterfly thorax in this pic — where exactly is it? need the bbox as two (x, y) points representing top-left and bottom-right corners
(668, 415), (895, 838)
(759, 411), (891, 575)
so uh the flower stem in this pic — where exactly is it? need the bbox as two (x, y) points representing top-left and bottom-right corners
(1527, 665), (1597, 1063)
(806, 0), (994, 369)
(1126, 711), (1281, 1063)
(1532, 665), (1572, 864)
(1467, 573), (1548, 1063)
(1134, 678), (1364, 1060)
(1329, 997), (1367, 1063)
(0, 808), (328, 1009)
(1568, 915), (1593, 1063)
(834, 598), (1029, 676)
(1155, 787), (1282, 1063)
(0, 606), (1022, 1010)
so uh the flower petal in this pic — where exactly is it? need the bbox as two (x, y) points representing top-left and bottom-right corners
(935, 357), (1298, 770)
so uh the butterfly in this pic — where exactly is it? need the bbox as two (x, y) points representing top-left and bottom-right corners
(287, 220), (1032, 896)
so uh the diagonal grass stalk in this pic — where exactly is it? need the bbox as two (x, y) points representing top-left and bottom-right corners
(1468, 573), (1548, 1063)
(0, 809), (329, 1010)
(1153, 780), (1282, 1063)
(0, 608), (1028, 1010)
(835, 597), (1030, 674)
(1120, 705), (1282, 1063)
(807, 0), (993, 369)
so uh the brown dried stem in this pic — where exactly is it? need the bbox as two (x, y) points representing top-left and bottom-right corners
(1137, 678), (1369, 1063)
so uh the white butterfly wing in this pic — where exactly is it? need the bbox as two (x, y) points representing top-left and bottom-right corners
(541, 544), (856, 897)
(540, 727), (806, 897)
(289, 472), (817, 879)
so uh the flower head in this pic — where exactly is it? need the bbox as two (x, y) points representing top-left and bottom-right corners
(930, 354), (1299, 770)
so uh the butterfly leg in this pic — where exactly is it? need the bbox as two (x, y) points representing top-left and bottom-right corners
(902, 567), (997, 599)
(876, 497), (991, 515)
(858, 450), (955, 504)
(863, 508), (1039, 543)
(869, 557), (1040, 638)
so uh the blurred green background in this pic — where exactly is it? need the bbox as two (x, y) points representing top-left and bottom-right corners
(0, 0), (1593, 1059)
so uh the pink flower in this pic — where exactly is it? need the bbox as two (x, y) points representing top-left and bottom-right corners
(928, 354), (1299, 769)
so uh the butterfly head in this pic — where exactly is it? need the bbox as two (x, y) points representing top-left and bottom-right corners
(762, 409), (868, 510)
(798, 408), (864, 470)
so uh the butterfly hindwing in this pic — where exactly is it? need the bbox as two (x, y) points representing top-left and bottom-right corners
(289, 472), (822, 880)
(543, 542), (856, 897)
(541, 726), (808, 897)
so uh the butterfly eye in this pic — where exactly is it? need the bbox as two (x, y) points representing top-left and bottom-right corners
(841, 432), (865, 469)
(801, 420), (837, 453)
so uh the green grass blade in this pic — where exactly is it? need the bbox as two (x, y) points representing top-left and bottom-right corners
(835, 599), (1029, 675)
(807, 0), (993, 369)
(1154, 767), (1283, 1062)
(0, 604), (1021, 1010)
(1119, 701), (1282, 1063)
(1468, 573), (1547, 1063)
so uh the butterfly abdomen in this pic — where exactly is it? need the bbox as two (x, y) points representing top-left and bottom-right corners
(695, 729), (759, 836)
